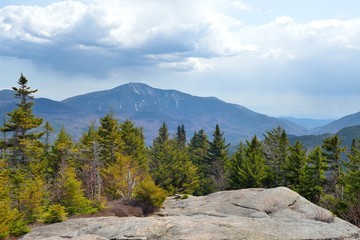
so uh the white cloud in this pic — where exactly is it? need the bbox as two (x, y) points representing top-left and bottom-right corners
(158, 57), (212, 72)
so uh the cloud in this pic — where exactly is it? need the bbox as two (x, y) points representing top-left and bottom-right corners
(1, 0), (360, 83)
(158, 57), (212, 72)
(0, 0), (256, 76)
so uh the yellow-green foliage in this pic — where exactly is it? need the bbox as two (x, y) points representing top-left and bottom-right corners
(102, 154), (144, 200)
(134, 178), (167, 208)
(0, 161), (16, 239)
(59, 166), (97, 215)
(41, 204), (67, 224)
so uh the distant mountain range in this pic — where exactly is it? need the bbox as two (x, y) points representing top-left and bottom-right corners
(1, 83), (360, 145)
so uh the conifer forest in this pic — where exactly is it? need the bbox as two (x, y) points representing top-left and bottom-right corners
(0, 74), (359, 238)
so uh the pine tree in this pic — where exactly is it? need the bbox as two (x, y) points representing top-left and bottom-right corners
(1, 74), (44, 166)
(207, 124), (229, 191)
(176, 124), (186, 150)
(119, 119), (147, 168)
(43, 121), (54, 154)
(149, 122), (171, 190)
(300, 146), (327, 204)
(167, 139), (199, 194)
(225, 142), (246, 190)
(263, 127), (289, 186)
(322, 135), (346, 196)
(98, 113), (122, 166)
(340, 139), (360, 226)
(49, 127), (74, 179)
(77, 124), (103, 203)
(56, 165), (95, 215)
(237, 136), (268, 188)
(0, 160), (19, 238)
(284, 141), (307, 192)
(188, 130), (213, 195)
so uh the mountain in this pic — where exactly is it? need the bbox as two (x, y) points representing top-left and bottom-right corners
(0, 89), (15, 107)
(312, 111), (360, 134)
(289, 125), (360, 151)
(62, 83), (307, 144)
(280, 117), (334, 130)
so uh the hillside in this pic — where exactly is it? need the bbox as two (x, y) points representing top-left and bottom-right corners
(313, 111), (360, 134)
(289, 125), (360, 150)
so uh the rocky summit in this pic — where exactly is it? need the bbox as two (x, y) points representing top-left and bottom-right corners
(21, 187), (360, 240)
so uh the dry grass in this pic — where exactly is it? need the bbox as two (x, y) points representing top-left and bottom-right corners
(314, 207), (334, 223)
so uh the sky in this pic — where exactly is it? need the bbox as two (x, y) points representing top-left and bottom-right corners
(1, 0), (360, 119)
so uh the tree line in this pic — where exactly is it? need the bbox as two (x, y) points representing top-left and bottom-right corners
(0, 75), (359, 238)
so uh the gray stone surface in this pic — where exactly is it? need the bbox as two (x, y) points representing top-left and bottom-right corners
(21, 187), (360, 240)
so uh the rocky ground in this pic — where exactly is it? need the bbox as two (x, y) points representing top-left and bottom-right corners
(21, 187), (360, 240)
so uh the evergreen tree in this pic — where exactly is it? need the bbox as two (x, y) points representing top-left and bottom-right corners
(284, 141), (307, 192)
(149, 122), (171, 190)
(300, 146), (327, 204)
(263, 127), (289, 186)
(322, 135), (346, 196)
(237, 136), (268, 188)
(43, 121), (54, 154)
(340, 139), (360, 226)
(167, 139), (199, 194)
(1, 74), (44, 166)
(77, 124), (103, 203)
(150, 123), (199, 195)
(56, 165), (95, 215)
(225, 142), (246, 190)
(176, 124), (186, 150)
(207, 124), (229, 191)
(98, 113), (122, 166)
(188, 130), (213, 195)
(119, 119), (147, 168)
(49, 127), (74, 179)
(0, 160), (22, 238)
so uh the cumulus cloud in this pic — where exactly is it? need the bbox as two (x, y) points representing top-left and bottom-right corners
(1, 0), (360, 80)
(0, 0), (257, 76)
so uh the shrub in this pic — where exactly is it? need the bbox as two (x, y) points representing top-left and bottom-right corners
(314, 207), (334, 223)
(41, 204), (67, 224)
(133, 178), (167, 214)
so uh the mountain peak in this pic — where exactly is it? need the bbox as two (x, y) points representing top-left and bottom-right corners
(111, 82), (158, 96)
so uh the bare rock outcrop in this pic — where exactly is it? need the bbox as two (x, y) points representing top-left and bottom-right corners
(21, 187), (360, 240)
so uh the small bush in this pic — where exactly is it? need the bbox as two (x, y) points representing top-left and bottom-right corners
(314, 207), (334, 223)
(41, 204), (67, 224)
(133, 179), (167, 214)
(9, 217), (30, 237)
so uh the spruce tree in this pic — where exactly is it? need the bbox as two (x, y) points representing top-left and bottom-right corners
(284, 141), (307, 192)
(77, 124), (103, 203)
(263, 127), (289, 186)
(98, 113), (122, 166)
(207, 124), (229, 191)
(238, 136), (268, 188)
(1, 74), (44, 166)
(149, 122), (171, 190)
(49, 127), (74, 179)
(188, 130), (213, 195)
(340, 139), (360, 226)
(119, 119), (147, 168)
(322, 135), (346, 196)
(176, 124), (186, 150)
(225, 142), (247, 190)
(300, 146), (327, 204)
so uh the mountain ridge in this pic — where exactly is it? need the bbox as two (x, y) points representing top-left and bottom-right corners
(1, 83), (360, 145)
